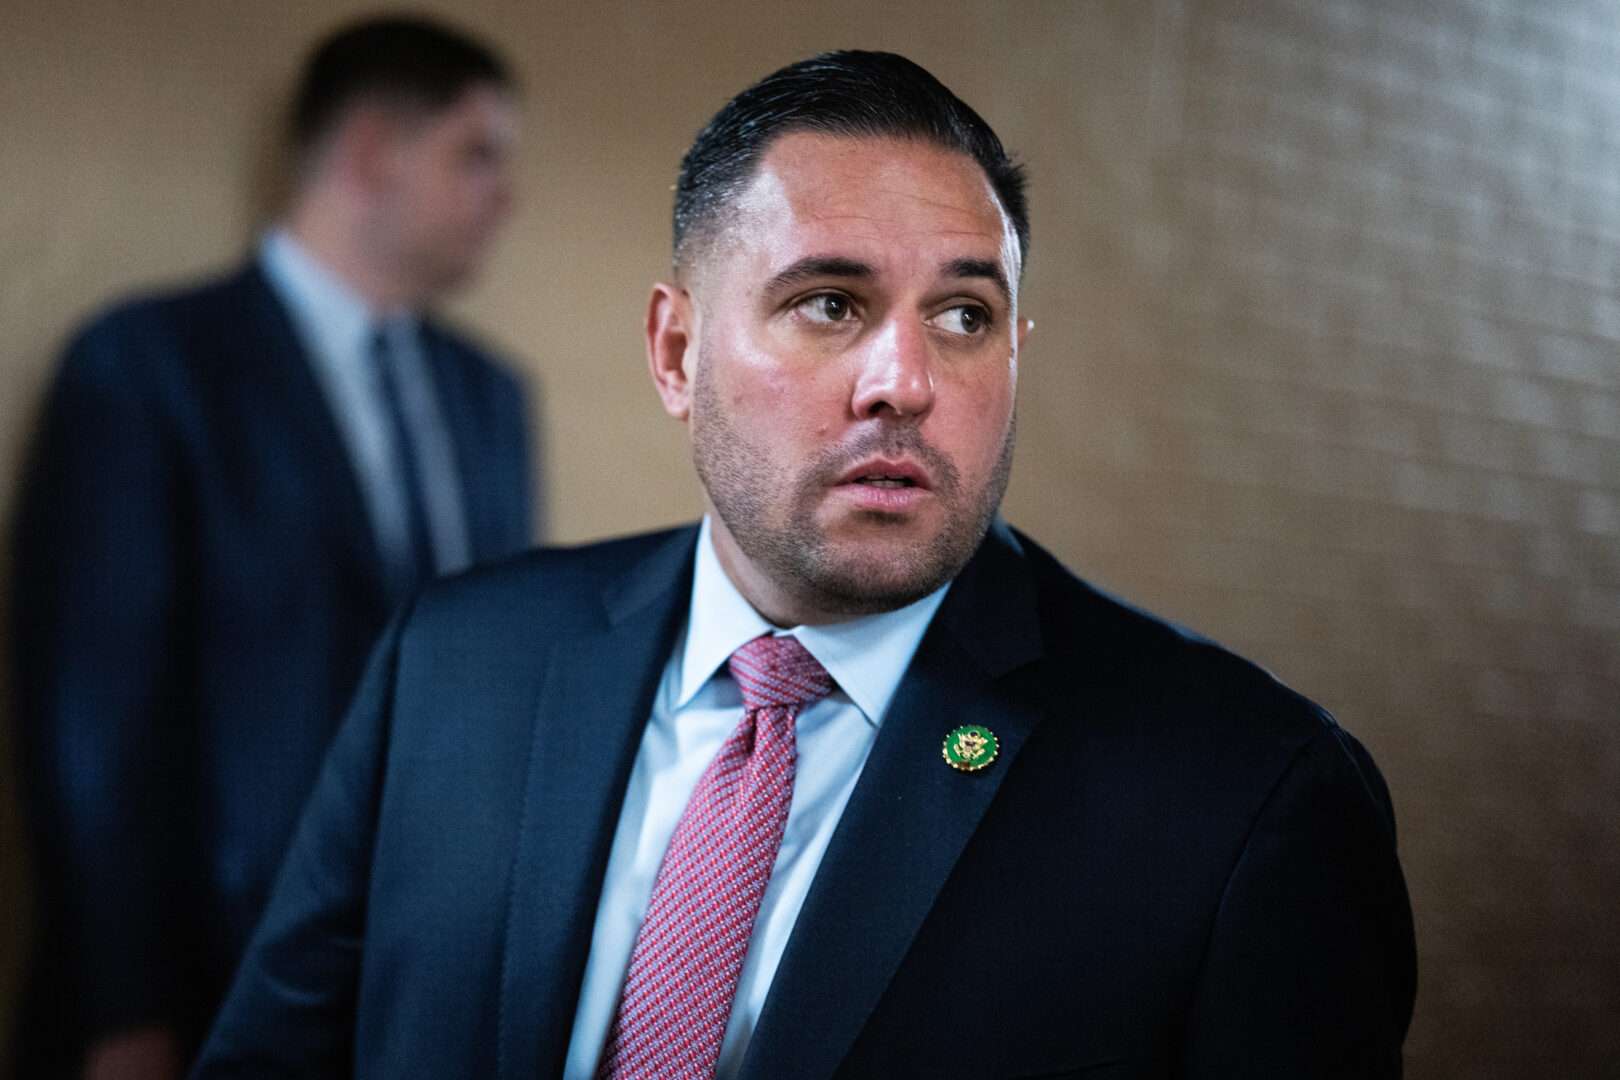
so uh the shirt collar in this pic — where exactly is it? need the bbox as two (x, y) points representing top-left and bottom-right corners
(677, 516), (951, 727)
(258, 227), (415, 361)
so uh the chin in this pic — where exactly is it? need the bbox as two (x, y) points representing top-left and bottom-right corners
(804, 544), (956, 615)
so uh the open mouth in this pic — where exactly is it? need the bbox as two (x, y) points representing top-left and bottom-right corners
(837, 458), (931, 492)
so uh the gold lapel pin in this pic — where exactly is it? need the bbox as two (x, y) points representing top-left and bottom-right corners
(942, 724), (999, 772)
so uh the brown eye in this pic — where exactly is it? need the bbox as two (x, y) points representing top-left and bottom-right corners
(799, 293), (852, 323)
(928, 304), (992, 336)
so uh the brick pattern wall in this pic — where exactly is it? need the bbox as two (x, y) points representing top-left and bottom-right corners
(1139, 0), (1620, 1073)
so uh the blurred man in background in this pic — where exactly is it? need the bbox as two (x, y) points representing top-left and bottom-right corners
(8, 15), (534, 1077)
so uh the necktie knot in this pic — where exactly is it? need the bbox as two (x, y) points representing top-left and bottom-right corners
(729, 634), (833, 712)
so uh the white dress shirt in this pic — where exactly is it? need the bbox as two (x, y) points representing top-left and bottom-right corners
(258, 228), (471, 580)
(562, 517), (950, 1079)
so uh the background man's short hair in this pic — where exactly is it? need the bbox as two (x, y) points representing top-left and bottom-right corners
(673, 50), (1029, 273)
(291, 15), (513, 151)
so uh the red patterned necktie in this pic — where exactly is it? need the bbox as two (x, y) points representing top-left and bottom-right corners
(597, 633), (834, 1079)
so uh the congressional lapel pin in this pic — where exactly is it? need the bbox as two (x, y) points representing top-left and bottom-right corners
(942, 724), (999, 772)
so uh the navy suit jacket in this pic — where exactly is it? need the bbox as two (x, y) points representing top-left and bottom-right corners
(9, 262), (533, 1069)
(196, 520), (1414, 1078)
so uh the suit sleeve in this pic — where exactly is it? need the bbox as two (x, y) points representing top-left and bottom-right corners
(191, 606), (409, 1077)
(11, 318), (193, 1038)
(1181, 726), (1417, 1078)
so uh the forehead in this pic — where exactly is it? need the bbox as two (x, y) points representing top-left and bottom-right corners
(711, 132), (1017, 283)
(414, 84), (519, 140)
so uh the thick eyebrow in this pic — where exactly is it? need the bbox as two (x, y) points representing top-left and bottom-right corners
(763, 256), (874, 295)
(942, 257), (1011, 306)
(761, 254), (1011, 306)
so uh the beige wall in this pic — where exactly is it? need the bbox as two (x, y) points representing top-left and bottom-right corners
(2, 1), (1616, 1075)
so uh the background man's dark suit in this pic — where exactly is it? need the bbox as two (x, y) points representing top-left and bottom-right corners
(9, 261), (533, 1070)
(199, 520), (1415, 1078)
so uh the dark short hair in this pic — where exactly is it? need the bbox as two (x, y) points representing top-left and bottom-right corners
(674, 50), (1028, 273)
(291, 15), (513, 151)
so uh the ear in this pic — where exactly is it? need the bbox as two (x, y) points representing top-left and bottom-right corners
(1016, 315), (1034, 352)
(646, 281), (696, 420)
(329, 103), (399, 194)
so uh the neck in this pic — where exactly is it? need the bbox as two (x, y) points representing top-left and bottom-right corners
(283, 192), (421, 313)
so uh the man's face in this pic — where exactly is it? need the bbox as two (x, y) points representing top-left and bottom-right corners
(380, 84), (518, 298)
(650, 132), (1028, 625)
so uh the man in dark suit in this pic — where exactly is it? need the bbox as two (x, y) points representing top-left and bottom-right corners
(10, 17), (534, 1078)
(197, 51), (1414, 1078)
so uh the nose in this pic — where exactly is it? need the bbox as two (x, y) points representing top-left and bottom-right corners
(850, 317), (935, 421)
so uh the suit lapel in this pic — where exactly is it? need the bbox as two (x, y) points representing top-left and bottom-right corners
(740, 521), (1045, 1080)
(497, 528), (698, 1080)
(233, 263), (391, 599)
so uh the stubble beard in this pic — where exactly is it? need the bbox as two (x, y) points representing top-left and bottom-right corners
(690, 353), (1014, 618)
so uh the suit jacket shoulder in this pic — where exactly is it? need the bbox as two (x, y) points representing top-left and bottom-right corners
(1007, 525), (1400, 858)
(406, 524), (696, 645)
(1017, 524), (1357, 764)
(420, 313), (522, 388)
(44, 265), (253, 419)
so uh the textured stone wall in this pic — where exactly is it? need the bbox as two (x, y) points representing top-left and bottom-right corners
(1146, 4), (1620, 1072)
